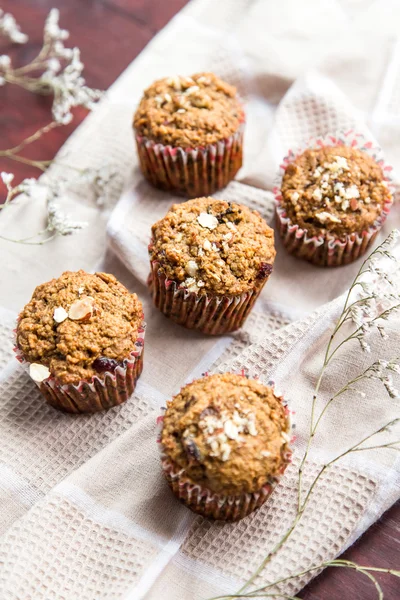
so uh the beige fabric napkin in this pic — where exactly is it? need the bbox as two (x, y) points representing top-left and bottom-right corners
(1, 0), (400, 599)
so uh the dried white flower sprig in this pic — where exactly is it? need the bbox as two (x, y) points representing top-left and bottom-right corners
(0, 9), (115, 245)
(0, 165), (118, 245)
(0, 9), (102, 123)
(0, 171), (86, 244)
(210, 232), (400, 600)
(0, 9), (28, 45)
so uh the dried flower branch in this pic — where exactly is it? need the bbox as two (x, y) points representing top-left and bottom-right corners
(209, 232), (400, 600)
(210, 560), (400, 599)
(0, 163), (119, 244)
(0, 9), (114, 244)
(0, 9), (102, 123)
(0, 173), (86, 244)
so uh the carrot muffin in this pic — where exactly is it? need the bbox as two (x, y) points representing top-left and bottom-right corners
(148, 197), (276, 334)
(160, 373), (291, 521)
(15, 271), (145, 413)
(276, 145), (392, 266)
(133, 72), (245, 197)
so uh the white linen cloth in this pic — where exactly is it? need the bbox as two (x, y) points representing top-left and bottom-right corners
(1, 1), (400, 598)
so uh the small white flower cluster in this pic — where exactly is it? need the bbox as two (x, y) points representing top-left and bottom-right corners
(365, 360), (400, 399)
(0, 168), (120, 242)
(44, 46), (103, 125)
(0, 54), (11, 86)
(348, 230), (400, 355)
(85, 164), (119, 208)
(0, 9), (102, 123)
(1, 171), (37, 203)
(40, 10), (103, 124)
(46, 197), (88, 237)
(0, 9), (28, 44)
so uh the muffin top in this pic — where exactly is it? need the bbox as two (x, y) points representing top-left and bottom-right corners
(280, 146), (391, 239)
(133, 72), (244, 148)
(150, 197), (276, 296)
(16, 271), (143, 385)
(161, 373), (291, 495)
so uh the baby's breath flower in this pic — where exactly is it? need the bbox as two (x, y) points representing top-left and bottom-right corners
(0, 11), (108, 244)
(41, 47), (103, 124)
(358, 338), (371, 353)
(47, 58), (61, 74)
(350, 305), (363, 327)
(0, 9), (28, 44)
(1, 172), (14, 187)
(377, 325), (389, 340)
(54, 41), (73, 60)
(0, 55), (11, 69)
(0, 9), (103, 124)
(46, 198), (87, 236)
(381, 228), (400, 251)
(382, 375), (399, 399)
(388, 362), (400, 375)
(44, 8), (69, 42)
(363, 360), (400, 399)
(0, 171), (92, 243)
(91, 164), (118, 207)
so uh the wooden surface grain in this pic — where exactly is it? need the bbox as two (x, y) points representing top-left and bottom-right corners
(0, 1), (399, 598)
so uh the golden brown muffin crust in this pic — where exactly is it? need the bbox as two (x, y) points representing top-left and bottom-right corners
(150, 197), (276, 296)
(16, 271), (143, 385)
(133, 72), (244, 148)
(281, 146), (391, 239)
(161, 373), (290, 495)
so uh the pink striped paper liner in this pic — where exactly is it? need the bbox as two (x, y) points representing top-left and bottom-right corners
(14, 322), (146, 414)
(135, 124), (244, 198)
(147, 259), (270, 335)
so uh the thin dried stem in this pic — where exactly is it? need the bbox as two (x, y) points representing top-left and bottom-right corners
(221, 234), (400, 600)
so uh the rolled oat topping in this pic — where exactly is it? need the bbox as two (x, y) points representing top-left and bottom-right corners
(150, 197), (276, 296)
(281, 146), (391, 239)
(161, 373), (290, 495)
(16, 271), (143, 385)
(133, 72), (244, 148)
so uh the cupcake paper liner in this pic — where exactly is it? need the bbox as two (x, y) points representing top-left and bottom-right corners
(135, 125), (244, 198)
(161, 454), (282, 521)
(148, 259), (268, 335)
(157, 376), (293, 521)
(273, 131), (394, 267)
(14, 322), (146, 414)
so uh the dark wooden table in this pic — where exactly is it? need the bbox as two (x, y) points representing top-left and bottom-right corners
(1, 1), (399, 598)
